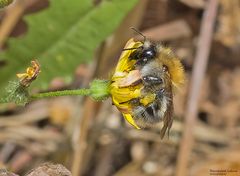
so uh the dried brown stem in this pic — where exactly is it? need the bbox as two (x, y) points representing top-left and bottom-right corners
(142, 20), (192, 41)
(175, 1), (219, 176)
(127, 121), (228, 145)
(71, 98), (101, 176)
(0, 101), (48, 127)
(0, 0), (35, 48)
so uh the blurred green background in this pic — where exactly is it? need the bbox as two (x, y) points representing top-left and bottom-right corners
(0, 0), (239, 176)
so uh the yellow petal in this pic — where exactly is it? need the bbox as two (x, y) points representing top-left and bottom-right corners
(110, 84), (141, 103)
(26, 67), (35, 77)
(123, 113), (140, 129)
(110, 39), (143, 129)
(114, 38), (142, 73)
(140, 93), (156, 106)
(16, 73), (28, 79)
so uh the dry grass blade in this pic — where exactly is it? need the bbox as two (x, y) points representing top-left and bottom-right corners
(175, 0), (219, 176)
(0, 101), (48, 127)
(142, 20), (192, 41)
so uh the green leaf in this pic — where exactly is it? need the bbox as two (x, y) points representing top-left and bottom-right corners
(0, 0), (138, 94)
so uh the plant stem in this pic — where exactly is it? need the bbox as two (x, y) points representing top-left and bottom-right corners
(30, 89), (91, 100)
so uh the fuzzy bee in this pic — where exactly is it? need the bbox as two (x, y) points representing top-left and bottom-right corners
(110, 29), (185, 138)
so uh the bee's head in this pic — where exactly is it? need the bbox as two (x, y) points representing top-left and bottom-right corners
(128, 40), (158, 66)
(128, 27), (158, 66)
(139, 41), (157, 64)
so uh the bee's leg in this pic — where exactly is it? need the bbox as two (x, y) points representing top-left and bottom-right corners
(129, 47), (143, 61)
(129, 48), (153, 66)
(142, 75), (163, 86)
(135, 57), (149, 66)
(129, 50), (138, 60)
(129, 98), (141, 106)
(156, 88), (165, 99)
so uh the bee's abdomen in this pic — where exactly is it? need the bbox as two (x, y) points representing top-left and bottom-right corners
(132, 101), (166, 128)
(145, 105), (155, 117)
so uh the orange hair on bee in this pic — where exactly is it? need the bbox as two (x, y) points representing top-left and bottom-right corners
(158, 47), (185, 91)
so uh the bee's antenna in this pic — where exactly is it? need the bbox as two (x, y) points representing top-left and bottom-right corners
(130, 27), (146, 42)
(122, 47), (139, 51)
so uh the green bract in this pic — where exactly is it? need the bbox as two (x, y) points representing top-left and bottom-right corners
(89, 80), (110, 101)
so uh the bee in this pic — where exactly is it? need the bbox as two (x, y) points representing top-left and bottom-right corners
(123, 28), (185, 138)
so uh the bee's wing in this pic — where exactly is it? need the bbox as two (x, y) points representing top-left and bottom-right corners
(160, 98), (173, 139)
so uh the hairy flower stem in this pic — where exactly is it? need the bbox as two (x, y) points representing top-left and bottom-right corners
(30, 89), (91, 100)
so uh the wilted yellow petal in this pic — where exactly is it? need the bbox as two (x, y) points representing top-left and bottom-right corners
(110, 38), (144, 128)
(26, 67), (35, 77)
(117, 70), (141, 88)
(16, 60), (40, 87)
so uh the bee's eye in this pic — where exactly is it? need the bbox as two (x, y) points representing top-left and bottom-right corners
(142, 49), (156, 59)
(141, 46), (156, 60)
(136, 46), (156, 66)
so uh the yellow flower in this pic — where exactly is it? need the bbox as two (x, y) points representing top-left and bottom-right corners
(16, 60), (40, 87)
(110, 39), (151, 129)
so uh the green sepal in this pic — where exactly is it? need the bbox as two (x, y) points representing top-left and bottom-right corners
(0, 81), (29, 106)
(89, 79), (110, 101)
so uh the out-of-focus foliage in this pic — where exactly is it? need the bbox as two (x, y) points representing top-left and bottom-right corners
(0, 0), (13, 8)
(0, 0), (138, 95)
(215, 0), (240, 47)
